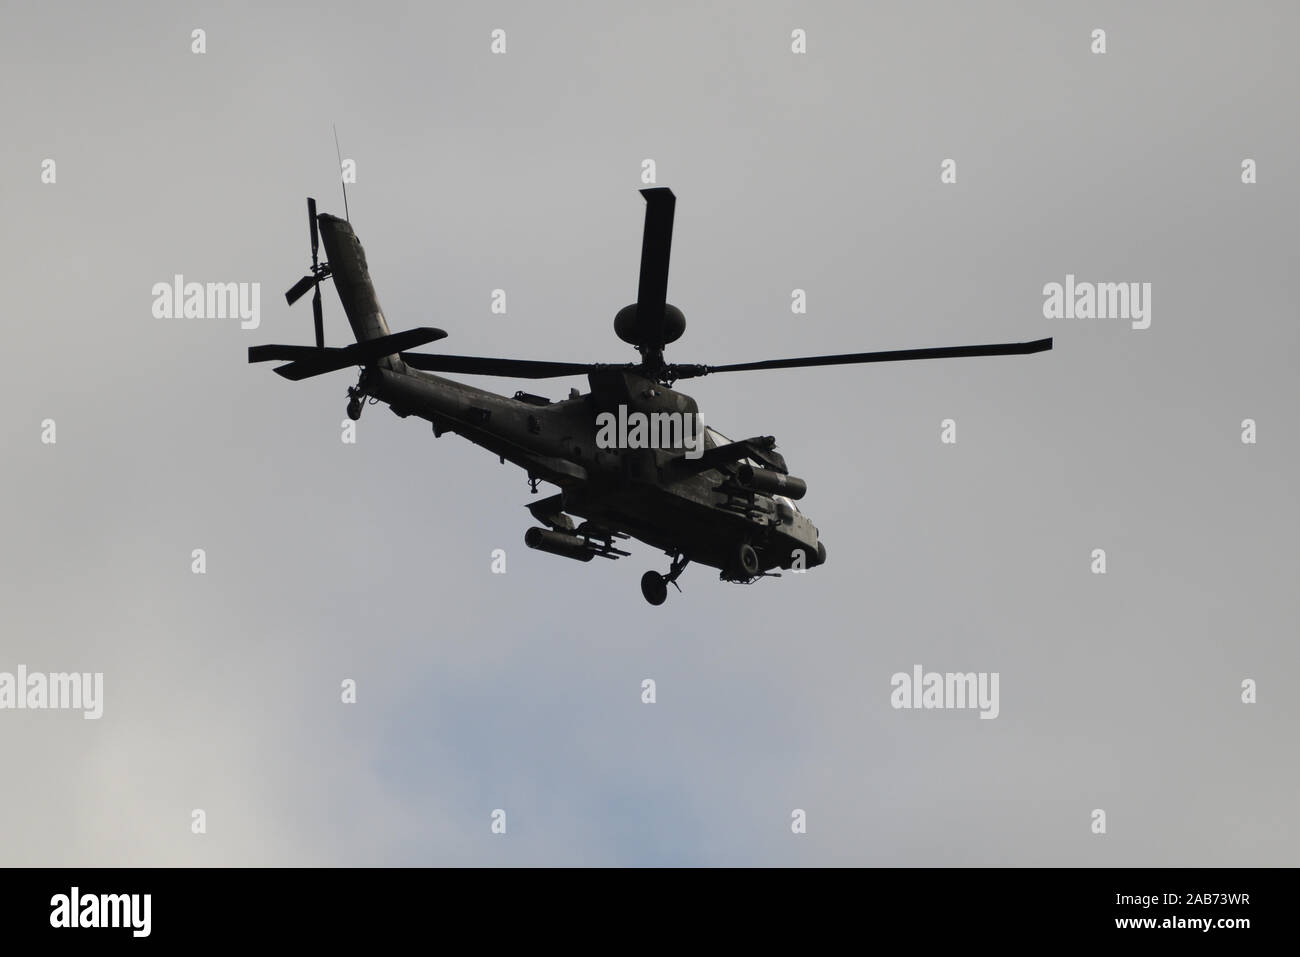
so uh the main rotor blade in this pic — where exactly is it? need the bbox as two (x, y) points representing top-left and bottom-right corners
(312, 284), (324, 348)
(308, 197), (319, 266)
(400, 353), (621, 379)
(635, 187), (675, 347)
(670, 337), (1053, 379)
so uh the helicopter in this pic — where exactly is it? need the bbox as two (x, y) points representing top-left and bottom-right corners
(250, 188), (1051, 604)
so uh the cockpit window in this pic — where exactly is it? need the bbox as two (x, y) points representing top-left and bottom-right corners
(705, 426), (756, 467)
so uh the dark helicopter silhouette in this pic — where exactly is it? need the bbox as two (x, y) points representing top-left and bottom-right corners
(251, 188), (1051, 604)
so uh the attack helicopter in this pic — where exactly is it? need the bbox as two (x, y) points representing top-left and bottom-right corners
(250, 188), (1051, 604)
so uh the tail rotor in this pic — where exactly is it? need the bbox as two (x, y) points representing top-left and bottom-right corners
(284, 197), (331, 347)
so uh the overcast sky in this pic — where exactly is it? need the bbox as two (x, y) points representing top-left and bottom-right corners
(2, 0), (1296, 866)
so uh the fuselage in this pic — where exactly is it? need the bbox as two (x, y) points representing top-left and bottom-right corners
(316, 212), (827, 576)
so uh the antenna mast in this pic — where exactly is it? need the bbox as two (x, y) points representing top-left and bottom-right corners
(333, 124), (350, 222)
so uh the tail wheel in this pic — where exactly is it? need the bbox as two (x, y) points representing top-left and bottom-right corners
(737, 543), (760, 577)
(640, 571), (668, 606)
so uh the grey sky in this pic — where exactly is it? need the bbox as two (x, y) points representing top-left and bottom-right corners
(1, 1), (1296, 865)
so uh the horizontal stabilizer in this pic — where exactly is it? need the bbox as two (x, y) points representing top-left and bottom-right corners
(249, 344), (329, 363)
(249, 327), (448, 380)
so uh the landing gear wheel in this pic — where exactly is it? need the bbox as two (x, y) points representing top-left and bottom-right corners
(641, 571), (668, 606)
(737, 543), (760, 577)
(346, 384), (364, 421)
